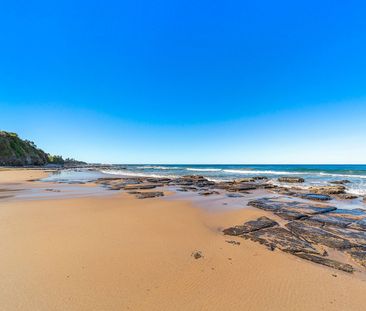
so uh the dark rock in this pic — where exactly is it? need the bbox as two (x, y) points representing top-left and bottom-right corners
(108, 184), (126, 190)
(293, 253), (354, 273)
(270, 188), (296, 195)
(329, 208), (366, 219)
(199, 190), (219, 196)
(248, 198), (284, 211)
(225, 240), (241, 245)
(248, 198), (336, 220)
(330, 180), (351, 185)
(243, 227), (318, 254)
(134, 191), (164, 199)
(277, 204), (335, 220)
(191, 251), (203, 259)
(179, 186), (199, 192)
(300, 193), (332, 202)
(176, 188), (188, 192)
(286, 221), (354, 250)
(173, 175), (215, 188)
(303, 209), (366, 229)
(336, 194), (358, 200)
(223, 217), (278, 236)
(226, 193), (244, 198)
(321, 226), (366, 246)
(123, 183), (162, 190)
(0, 195), (14, 199)
(253, 176), (269, 180)
(227, 183), (257, 192)
(95, 177), (124, 184)
(273, 209), (308, 221)
(278, 177), (305, 183)
(348, 218), (366, 232)
(308, 185), (346, 195)
(262, 183), (277, 189)
(146, 177), (171, 183)
(215, 182), (233, 190)
(303, 215), (353, 229)
(235, 178), (255, 183)
(45, 188), (61, 192)
(346, 248), (366, 267)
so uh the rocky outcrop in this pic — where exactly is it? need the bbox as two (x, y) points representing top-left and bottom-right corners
(123, 183), (163, 190)
(308, 185), (346, 195)
(172, 175), (215, 188)
(336, 194), (358, 200)
(198, 190), (219, 196)
(227, 183), (258, 192)
(226, 196), (366, 272)
(278, 177), (305, 183)
(346, 248), (366, 267)
(330, 180), (351, 185)
(348, 219), (366, 232)
(145, 177), (172, 184)
(299, 193), (332, 201)
(234, 178), (255, 183)
(293, 253), (354, 273)
(248, 198), (336, 220)
(95, 178), (165, 191)
(286, 221), (354, 250)
(133, 191), (164, 199)
(243, 226), (319, 254)
(224, 217), (358, 272)
(253, 176), (269, 180)
(223, 217), (278, 236)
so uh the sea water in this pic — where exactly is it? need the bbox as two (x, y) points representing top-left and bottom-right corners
(101, 164), (366, 196)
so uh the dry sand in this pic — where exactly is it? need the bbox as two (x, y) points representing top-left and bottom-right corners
(0, 169), (365, 310)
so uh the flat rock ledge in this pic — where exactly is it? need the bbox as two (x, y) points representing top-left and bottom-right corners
(224, 216), (357, 273)
(225, 197), (366, 272)
(248, 197), (336, 221)
(129, 191), (164, 199)
(278, 177), (305, 183)
(308, 185), (346, 195)
(223, 216), (278, 236)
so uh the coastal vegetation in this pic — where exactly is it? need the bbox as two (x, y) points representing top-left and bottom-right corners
(0, 131), (85, 166)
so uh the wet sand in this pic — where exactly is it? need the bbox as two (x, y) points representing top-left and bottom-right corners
(0, 169), (365, 310)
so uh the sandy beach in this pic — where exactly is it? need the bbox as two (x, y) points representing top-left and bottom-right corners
(0, 169), (365, 311)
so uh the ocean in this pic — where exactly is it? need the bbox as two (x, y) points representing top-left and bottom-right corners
(100, 164), (366, 196)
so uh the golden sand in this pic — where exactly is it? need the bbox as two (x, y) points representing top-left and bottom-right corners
(0, 169), (365, 310)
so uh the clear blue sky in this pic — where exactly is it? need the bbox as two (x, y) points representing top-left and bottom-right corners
(1, 1), (365, 164)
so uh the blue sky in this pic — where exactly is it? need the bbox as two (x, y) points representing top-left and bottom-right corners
(1, 0), (365, 164)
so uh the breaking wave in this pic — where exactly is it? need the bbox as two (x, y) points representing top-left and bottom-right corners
(222, 169), (307, 175)
(101, 169), (177, 179)
(186, 168), (222, 172)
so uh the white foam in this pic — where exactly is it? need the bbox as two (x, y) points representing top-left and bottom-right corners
(319, 172), (366, 179)
(101, 169), (177, 179)
(222, 169), (307, 175)
(186, 168), (222, 172)
(136, 166), (181, 170)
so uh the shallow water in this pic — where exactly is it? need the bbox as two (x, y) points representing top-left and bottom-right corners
(42, 169), (108, 183)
